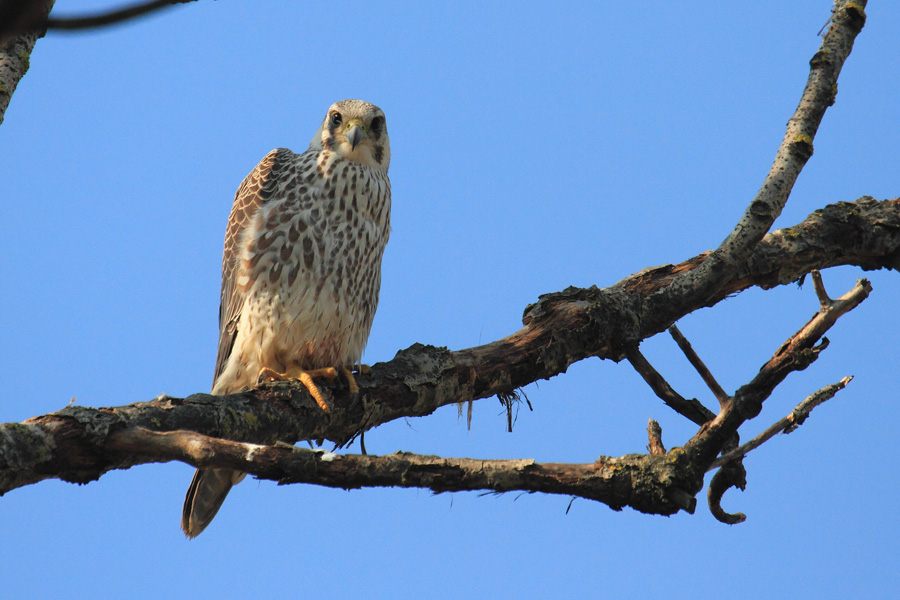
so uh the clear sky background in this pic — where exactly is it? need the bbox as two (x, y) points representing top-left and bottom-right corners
(1, 1), (898, 598)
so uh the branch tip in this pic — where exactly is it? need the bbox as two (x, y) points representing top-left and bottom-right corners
(646, 419), (666, 456)
(811, 269), (832, 309)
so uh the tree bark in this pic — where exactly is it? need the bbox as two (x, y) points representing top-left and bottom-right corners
(0, 0), (55, 124)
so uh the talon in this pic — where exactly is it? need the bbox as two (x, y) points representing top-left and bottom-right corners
(341, 367), (363, 409)
(257, 366), (286, 385)
(255, 366), (334, 414)
(340, 367), (360, 397)
(296, 371), (332, 414)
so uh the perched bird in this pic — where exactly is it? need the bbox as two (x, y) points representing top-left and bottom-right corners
(181, 99), (391, 538)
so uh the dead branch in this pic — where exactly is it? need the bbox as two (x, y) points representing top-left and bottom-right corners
(44, 0), (194, 30)
(668, 325), (730, 405)
(687, 277), (871, 522)
(104, 427), (697, 515)
(625, 347), (715, 426)
(0, 0), (194, 41)
(709, 376), (854, 471)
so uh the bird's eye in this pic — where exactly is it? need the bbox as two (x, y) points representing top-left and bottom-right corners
(330, 112), (343, 126)
(370, 116), (384, 135)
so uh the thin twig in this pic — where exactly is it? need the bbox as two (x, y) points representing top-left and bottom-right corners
(669, 325), (730, 405)
(708, 376), (852, 470)
(625, 346), (715, 426)
(46, 0), (194, 30)
(1, 0), (195, 39)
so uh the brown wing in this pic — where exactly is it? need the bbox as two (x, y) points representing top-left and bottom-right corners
(212, 148), (296, 387)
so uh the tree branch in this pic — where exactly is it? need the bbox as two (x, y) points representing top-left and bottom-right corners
(0, 2), (890, 526)
(105, 427), (698, 515)
(44, 0), (195, 30)
(668, 325), (730, 405)
(625, 347), (715, 426)
(687, 277), (871, 522)
(0, 0), (54, 124)
(708, 376), (853, 471)
(639, 0), (868, 334)
(646, 420), (666, 456)
(0, 0), (194, 41)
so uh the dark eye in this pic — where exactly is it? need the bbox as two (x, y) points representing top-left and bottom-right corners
(330, 112), (343, 126)
(370, 116), (384, 135)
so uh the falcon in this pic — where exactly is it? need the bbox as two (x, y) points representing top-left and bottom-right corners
(181, 99), (391, 538)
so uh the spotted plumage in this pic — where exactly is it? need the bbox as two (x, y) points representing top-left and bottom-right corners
(182, 100), (391, 538)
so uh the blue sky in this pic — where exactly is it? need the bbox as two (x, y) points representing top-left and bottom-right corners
(1, 1), (898, 597)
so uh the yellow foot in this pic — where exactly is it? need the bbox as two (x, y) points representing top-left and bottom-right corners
(257, 366), (337, 414)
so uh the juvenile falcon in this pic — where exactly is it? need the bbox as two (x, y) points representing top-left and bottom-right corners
(181, 99), (391, 538)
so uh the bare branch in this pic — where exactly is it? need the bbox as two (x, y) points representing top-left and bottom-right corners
(708, 462), (747, 525)
(708, 376), (853, 470)
(684, 278), (871, 522)
(105, 427), (695, 515)
(1, 0), (194, 40)
(811, 270), (833, 309)
(689, 277), (870, 459)
(668, 325), (730, 405)
(682, 277), (865, 523)
(625, 347), (715, 426)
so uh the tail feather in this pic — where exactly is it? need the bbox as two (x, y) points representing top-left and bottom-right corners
(181, 468), (246, 538)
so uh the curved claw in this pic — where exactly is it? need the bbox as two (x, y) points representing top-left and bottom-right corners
(341, 366), (363, 409)
(255, 366), (335, 414)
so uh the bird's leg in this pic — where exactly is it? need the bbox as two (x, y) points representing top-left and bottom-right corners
(257, 366), (337, 414)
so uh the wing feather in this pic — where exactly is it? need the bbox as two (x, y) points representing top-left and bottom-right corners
(212, 148), (295, 387)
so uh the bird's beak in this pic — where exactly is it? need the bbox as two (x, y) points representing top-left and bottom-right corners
(345, 119), (365, 150)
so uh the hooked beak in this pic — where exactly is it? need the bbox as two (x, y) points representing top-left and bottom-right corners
(345, 119), (365, 150)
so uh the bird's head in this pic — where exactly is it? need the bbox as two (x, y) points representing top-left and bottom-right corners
(310, 99), (390, 171)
